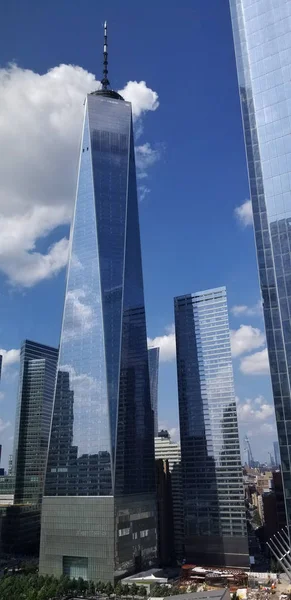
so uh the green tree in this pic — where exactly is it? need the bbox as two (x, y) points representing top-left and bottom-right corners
(76, 576), (84, 593)
(37, 588), (49, 600)
(26, 590), (38, 600)
(139, 586), (147, 597)
(47, 582), (58, 599)
(115, 582), (123, 596)
(96, 580), (105, 593)
(151, 585), (162, 597)
(88, 580), (96, 595)
(105, 581), (114, 596)
(131, 583), (139, 597)
(121, 583), (130, 596)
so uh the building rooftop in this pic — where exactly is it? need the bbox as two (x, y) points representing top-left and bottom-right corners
(150, 590), (230, 600)
(122, 568), (166, 582)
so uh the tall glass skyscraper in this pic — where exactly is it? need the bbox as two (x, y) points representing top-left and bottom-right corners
(148, 347), (160, 436)
(13, 340), (58, 506)
(230, 0), (291, 535)
(39, 28), (157, 583)
(5, 340), (59, 555)
(175, 287), (248, 567)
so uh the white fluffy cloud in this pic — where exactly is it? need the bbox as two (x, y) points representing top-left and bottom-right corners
(237, 395), (274, 422)
(0, 64), (159, 287)
(62, 288), (95, 342)
(135, 143), (161, 178)
(240, 347), (270, 375)
(138, 185), (150, 202)
(231, 301), (262, 317)
(119, 80), (159, 118)
(259, 422), (276, 435)
(235, 199), (253, 226)
(0, 348), (20, 368)
(0, 418), (11, 433)
(230, 324), (265, 357)
(148, 324), (176, 362)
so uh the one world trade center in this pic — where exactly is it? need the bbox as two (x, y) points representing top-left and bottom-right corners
(39, 24), (157, 583)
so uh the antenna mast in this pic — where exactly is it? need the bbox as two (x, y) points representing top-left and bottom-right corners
(101, 21), (110, 90)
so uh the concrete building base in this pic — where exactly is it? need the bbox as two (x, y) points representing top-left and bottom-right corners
(39, 494), (157, 583)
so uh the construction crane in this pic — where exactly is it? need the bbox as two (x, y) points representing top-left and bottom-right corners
(243, 434), (255, 467)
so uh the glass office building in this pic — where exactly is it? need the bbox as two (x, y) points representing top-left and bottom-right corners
(230, 0), (291, 535)
(148, 347), (160, 437)
(13, 340), (58, 506)
(39, 81), (157, 581)
(175, 287), (248, 567)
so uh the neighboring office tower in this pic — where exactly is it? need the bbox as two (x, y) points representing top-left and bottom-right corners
(155, 458), (175, 566)
(274, 441), (281, 467)
(13, 340), (58, 506)
(6, 340), (58, 555)
(229, 0), (291, 536)
(148, 347), (160, 437)
(155, 431), (184, 562)
(39, 25), (157, 584)
(175, 287), (248, 567)
(273, 470), (287, 531)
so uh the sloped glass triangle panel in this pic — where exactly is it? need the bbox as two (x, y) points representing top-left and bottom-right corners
(115, 122), (155, 495)
(45, 107), (111, 497)
(87, 95), (129, 459)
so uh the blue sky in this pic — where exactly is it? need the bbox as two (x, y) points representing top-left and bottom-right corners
(0, 0), (276, 468)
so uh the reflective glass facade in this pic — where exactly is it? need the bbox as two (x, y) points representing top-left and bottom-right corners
(230, 0), (291, 533)
(175, 287), (248, 567)
(13, 340), (58, 506)
(40, 91), (156, 582)
(148, 347), (160, 437)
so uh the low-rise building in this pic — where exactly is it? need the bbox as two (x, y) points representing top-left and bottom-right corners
(122, 568), (168, 594)
(150, 589), (230, 600)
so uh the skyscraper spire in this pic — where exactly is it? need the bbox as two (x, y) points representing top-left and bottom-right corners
(101, 21), (110, 90)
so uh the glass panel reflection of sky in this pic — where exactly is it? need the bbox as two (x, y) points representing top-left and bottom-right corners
(46, 107), (111, 496)
(45, 94), (154, 498)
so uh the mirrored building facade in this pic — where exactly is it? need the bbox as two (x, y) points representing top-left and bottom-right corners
(13, 340), (58, 506)
(175, 287), (248, 567)
(148, 347), (160, 437)
(230, 0), (291, 536)
(39, 89), (157, 582)
(8, 340), (58, 554)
